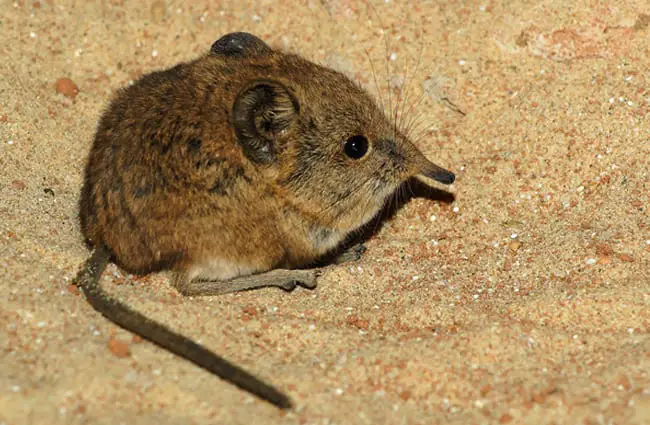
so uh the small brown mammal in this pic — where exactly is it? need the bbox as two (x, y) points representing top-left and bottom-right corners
(74, 32), (454, 409)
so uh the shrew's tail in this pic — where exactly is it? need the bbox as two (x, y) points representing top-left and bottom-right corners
(72, 245), (293, 409)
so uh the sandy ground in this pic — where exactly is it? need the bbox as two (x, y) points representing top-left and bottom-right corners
(1, 0), (649, 424)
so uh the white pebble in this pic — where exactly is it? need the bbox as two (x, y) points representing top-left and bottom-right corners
(585, 258), (597, 265)
(389, 52), (397, 61)
(510, 233), (518, 239)
(458, 59), (466, 66)
(452, 206), (459, 213)
(429, 215), (437, 222)
(152, 49), (158, 58)
(29, 31), (36, 38)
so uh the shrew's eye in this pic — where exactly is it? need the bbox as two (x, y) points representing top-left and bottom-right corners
(343, 135), (369, 160)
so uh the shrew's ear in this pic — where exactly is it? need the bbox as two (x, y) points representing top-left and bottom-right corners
(232, 80), (299, 164)
(210, 32), (272, 58)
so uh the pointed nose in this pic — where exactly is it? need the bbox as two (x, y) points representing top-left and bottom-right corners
(421, 164), (455, 184)
(411, 149), (455, 185)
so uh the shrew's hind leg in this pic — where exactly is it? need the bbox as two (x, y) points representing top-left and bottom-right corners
(172, 269), (318, 296)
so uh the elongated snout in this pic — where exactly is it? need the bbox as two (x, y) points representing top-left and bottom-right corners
(409, 148), (455, 185)
(419, 161), (455, 184)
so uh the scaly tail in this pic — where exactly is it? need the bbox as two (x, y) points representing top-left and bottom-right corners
(72, 245), (293, 409)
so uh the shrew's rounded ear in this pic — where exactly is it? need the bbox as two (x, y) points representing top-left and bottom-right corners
(233, 80), (299, 164)
(210, 32), (272, 58)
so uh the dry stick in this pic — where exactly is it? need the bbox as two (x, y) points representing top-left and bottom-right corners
(441, 97), (467, 116)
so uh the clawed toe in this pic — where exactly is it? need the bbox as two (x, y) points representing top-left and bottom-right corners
(279, 280), (297, 291)
(293, 270), (318, 290)
(278, 274), (317, 291)
(354, 244), (367, 257)
(296, 277), (317, 289)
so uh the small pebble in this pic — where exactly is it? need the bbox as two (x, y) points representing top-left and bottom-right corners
(107, 337), (130, 358)
(55, 78), (79, 99)
(617, 253), (634, 262)
(11, 180), (26, 190)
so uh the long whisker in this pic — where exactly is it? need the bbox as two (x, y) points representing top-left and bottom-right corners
(396, 31), (425, 136)
(400, 108), (424, 142)
(400, 80), (428, 137)
(366, 1), (394, 130)
(364, 47), (387, 119)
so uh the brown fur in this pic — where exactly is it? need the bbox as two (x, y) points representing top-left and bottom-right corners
(75, 32), (454, 409)
(80, 48), (452, 277)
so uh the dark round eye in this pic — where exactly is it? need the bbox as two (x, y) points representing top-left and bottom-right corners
(343, 135), (369, 160)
